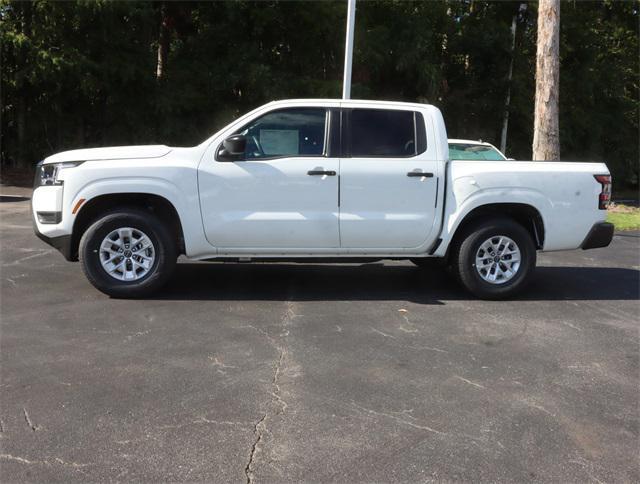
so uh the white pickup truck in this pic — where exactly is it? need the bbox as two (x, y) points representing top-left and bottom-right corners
(32, 99), (614, 299)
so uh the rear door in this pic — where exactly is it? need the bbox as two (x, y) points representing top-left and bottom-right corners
(339, 106), (440, 250)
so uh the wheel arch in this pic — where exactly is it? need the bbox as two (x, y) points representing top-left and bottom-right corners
(443, 203), (545, 262)
(70, 193), (185, 261)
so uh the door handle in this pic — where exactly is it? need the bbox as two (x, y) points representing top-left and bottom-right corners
(407, 171), (434, 178)
(308, 170), (336, 176)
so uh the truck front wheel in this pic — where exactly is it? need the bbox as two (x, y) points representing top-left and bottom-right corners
(451, 217), (536, 300)
(79, 209), (177, 298)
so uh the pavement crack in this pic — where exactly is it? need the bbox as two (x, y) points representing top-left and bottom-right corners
(157, 418), (253, 430)
(193, 417), (250, 426)
(245, 413), (268, 484)
(243, 300), (297, 483)
(351, 402), (447, 435)
(3, 250), (54, 267)
(208, 355), (238, 375)
(0, 454), (90, 470)
(53, 457), (90, 469)
(23, 408), (39, 431)
(271, 348), (288, 415)
(371, 328), (396, 339)
(453, 375), (486, 389)
(1, 454), (37, 465)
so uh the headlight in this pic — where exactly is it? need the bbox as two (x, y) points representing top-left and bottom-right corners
(33, 161), (83, 188)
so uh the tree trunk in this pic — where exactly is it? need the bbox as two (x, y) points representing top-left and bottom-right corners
(16, 1), (32, 168)
(16, 96), (26, 167)
(532, 0), (560, 160)
(500, 12), (518, 155)
(156, 3), (170, 80)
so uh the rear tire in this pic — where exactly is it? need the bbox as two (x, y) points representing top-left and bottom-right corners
(451, 217), (536, 300)
(79, 209), (177, 298)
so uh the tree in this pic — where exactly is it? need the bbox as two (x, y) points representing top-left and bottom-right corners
(532, 0), (560, 160)
(500, 3), (527, 155)
(0, 1), (636, 190)
(156, 2), (170, 80)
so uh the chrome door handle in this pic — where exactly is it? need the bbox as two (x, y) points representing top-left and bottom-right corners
(407, 171), (433, 178)
(308, 170), (336, 176)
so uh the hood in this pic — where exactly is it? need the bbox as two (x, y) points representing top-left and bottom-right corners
(43, 145), (172, 164)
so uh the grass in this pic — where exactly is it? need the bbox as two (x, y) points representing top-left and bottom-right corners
(607, 203), (640, 231)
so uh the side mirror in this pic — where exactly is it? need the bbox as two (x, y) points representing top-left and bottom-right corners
(218, 134), (246, 161)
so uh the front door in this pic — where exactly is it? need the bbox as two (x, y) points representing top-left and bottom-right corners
(198, 107), (340, 250)
(339, 107), (440, 250)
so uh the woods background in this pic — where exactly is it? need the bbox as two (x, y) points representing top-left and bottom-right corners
(1, 0), (638, 191)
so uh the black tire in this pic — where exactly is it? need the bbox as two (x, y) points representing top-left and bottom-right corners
(79, 208), (177, 298)
(451, 217), (536, 300)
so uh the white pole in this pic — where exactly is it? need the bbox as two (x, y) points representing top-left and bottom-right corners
(342, 0), (356, 100)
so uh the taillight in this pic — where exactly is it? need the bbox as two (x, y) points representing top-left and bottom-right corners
(594, 174), (612, 210)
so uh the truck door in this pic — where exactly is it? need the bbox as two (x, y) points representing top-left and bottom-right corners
(198, 107), (340, 250)
(339, 107), (440, 250)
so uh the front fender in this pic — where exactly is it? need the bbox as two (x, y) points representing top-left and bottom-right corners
(73, 177), (187, 212)
(68, 176), (208, 257)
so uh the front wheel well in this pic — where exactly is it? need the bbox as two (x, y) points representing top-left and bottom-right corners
(70, 193), (185, 261)
(447, 203), (545, 261)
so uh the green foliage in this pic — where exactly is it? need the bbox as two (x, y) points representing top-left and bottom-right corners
(1, 0), (638, 191)
(559, 1), (639, 187)
(608, 205), (640, 231)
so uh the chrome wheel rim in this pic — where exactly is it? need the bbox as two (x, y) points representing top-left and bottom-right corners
(474, 235), (521, 285)
(99, 227), (155, 281)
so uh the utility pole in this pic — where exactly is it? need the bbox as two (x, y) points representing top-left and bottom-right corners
(342, 0), (356, 100)
(532, 0), (560, 160)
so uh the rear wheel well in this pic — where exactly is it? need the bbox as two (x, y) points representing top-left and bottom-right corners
(447, 203), (545, 261)
(70, 194), (185, 261)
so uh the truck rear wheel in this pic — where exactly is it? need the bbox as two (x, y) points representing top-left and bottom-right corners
(451, 217), (536, 300)
(79, 209), (176, 298)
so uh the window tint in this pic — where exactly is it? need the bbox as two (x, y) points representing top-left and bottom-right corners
(448, 144), (506, 161)
(237, 108), (326, 159)
(350, 109), (417, 157)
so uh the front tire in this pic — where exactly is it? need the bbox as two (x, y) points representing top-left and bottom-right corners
(79, 209), (177, 298)
(451, 217), (536, 300)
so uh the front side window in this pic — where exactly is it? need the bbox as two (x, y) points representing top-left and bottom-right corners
(236, 108), (327, 159)
(349, 109), (417, 157)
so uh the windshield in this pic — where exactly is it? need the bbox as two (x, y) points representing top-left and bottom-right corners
(448, 143), (506, 161)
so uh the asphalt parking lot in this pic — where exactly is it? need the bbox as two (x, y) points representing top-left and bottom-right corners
(1, 187), (638, 483)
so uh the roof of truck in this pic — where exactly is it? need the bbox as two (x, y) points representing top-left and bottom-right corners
(267, 98), (435, 110)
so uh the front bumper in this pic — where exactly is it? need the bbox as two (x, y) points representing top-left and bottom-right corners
(32, 217), (74, 261)
(581, 221), (614, 250)
(31, 185), (76, 260)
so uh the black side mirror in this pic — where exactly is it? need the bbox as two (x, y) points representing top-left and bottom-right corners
(218, 134), (246, 161)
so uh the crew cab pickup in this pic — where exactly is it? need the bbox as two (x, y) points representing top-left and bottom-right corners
(32, 99), (614, 299)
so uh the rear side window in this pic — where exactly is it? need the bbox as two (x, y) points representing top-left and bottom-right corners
(349, 109), (425, 157)
(448, 143), (506, 161)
